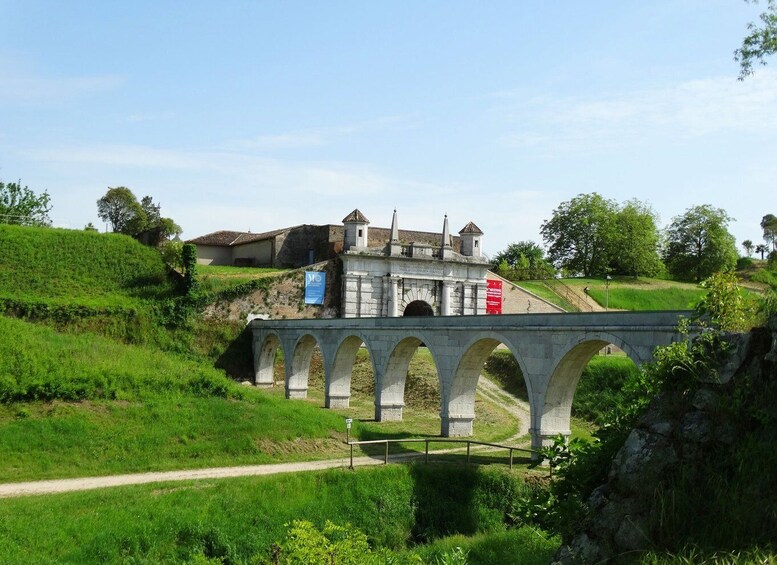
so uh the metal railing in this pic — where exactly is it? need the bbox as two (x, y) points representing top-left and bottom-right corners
(542, 279), (595, 312)
(346, 438), (535, 470)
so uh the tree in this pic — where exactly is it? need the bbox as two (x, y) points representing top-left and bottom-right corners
(540, 193), (618, 277)
(663, 205), (738, 281)
(491, 240), (555, 280)
(735, 0), (777, 79)
(610, 199), (664, 278)
(756, 243), (769, 259)
(96, 187), (181, 245)
(0, 180), (52, 226)
(742, 239), (755, 257)
(762, 213), (777, 250)
(97, 186), (143, 234)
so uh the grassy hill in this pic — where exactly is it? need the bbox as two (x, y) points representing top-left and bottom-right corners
(0, 224), (174, 308)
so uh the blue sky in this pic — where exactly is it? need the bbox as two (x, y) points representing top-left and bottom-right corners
(1, 1), (775, 256)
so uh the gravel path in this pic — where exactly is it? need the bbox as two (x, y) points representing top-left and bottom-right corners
(0, 375), (531, 499)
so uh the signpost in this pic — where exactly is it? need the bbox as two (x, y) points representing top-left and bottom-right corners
(345, 418), (352, 444)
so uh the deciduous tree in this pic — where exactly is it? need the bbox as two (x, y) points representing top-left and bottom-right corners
(540, 193), (618, 277)
(663, 205), (738, 281)
(97, 186), (143, 234)
(742, 239), (755, 257)
(735, 0), (777, 79)
(0, 180), (52, 226)
(491, 240), (555, 280)
(762, 213), (777, 250)
(96, 186), (181, 245)
(610, 199), (663, 278)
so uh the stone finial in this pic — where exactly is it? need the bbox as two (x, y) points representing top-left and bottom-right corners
(390, 209), (399, 242)
(441, 214), (452, 248)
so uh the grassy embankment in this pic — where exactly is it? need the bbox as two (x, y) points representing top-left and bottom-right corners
(0, 225), (517, 482)
(517, 277), (706, 312)
(0, 464), (559, 564)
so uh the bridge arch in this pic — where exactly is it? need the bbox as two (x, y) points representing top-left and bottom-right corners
(286, 334), (322, 400)
(327, 334), (376, 409)
(255, 332), (282, 387)
(443, 333), (527, 437)
(375, 334), (441, 421)
(538, 331), (642, 445)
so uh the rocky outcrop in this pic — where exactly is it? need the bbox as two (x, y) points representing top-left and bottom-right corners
(553, 318), (777, 563)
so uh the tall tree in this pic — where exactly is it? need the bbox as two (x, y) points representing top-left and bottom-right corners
(663, 205), (738, 281)
(540, 193), (618, 277)
(0, 180), (52, 227)
(742, 239), (754, 257)
(761, 214), (777, 250)
(756, 243), (768, 260)
(97, 187), (180, 245)
(610, 199), (663, 278)
(735, 0), (777, 79)
(97, 186), (144, 234)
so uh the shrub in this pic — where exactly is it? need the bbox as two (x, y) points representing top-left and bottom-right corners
(736, 256), (754, 270)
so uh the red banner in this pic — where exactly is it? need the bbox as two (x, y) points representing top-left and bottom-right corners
(486, 279), (502, 314)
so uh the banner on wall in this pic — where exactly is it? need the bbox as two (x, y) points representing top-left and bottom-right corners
(486, 279), (502, 314)
(304, 271), (326, 305)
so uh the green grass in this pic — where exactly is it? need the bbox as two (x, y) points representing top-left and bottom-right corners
(0, 317), (518, 481)
(587, 286), (705, 310)
(197, 264), (288, 294)
(0, 464), (556, 564)
(514, 280), (577, 311)
(0, 224), (174, 309)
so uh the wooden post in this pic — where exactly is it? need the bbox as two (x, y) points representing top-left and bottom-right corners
(384, 441), (389, 464)
(350, 443), (354, 469)
(509, 448), (513, 470)
(466, 442), (471, 465)
(425, 439), (429, 464)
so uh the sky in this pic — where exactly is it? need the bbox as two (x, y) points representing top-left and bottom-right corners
(1, 0), (775, 257)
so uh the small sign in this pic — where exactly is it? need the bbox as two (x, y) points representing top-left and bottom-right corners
(304, 271), (326, 305)
(345, 418), (353, 429)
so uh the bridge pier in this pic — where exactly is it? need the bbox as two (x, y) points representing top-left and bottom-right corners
(441, 413), (474, 437)
(326, 394), (350, 409)
(375, 403), (404, 421)
(286, 387), (308, 400)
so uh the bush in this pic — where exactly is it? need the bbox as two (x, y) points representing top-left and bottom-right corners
(736, 256), (754, 270)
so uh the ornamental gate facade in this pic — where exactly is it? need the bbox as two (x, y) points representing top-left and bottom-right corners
(251, 311), (688, 450)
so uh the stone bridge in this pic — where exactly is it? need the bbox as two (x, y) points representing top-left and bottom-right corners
(250, 311), (689, 450)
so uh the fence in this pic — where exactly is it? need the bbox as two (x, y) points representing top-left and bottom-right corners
(345, 438), (535, 470)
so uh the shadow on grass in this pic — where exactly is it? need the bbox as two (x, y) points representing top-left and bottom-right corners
(215, 325), (253, 381)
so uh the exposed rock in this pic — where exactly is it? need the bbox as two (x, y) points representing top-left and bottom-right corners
(716, 332), (751, 384)
(680, 411), (713, 444)
(609, 429), (677, 495)
(552, 317), (777, 562)
(691, 388), (719, 411)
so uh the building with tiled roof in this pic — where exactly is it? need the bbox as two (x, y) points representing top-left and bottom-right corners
(188, 209), (492, 318)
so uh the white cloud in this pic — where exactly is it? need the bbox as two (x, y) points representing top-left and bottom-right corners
(0, 59), (124, 105)
(224, 115), (413, 151)
(499, 71), (777, 151)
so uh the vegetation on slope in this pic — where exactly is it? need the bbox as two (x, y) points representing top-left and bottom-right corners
(0, 224), (173, 308)
(0, 464), (558, 564)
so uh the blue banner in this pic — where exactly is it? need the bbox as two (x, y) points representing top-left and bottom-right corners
(304, 271), (326, 305)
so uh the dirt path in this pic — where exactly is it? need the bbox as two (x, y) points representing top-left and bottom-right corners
(0, 376), (532, 499)
(476, 374), (531, 440)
